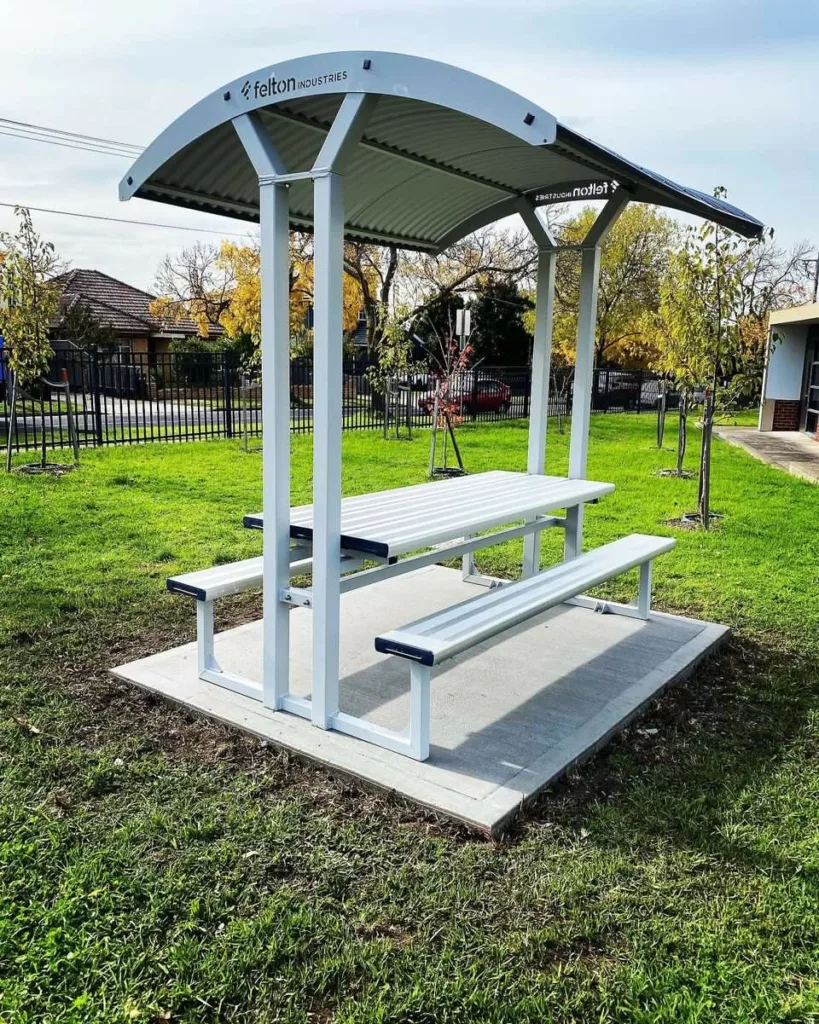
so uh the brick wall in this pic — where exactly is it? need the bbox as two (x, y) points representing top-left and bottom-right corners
(771, 399), (801, 431)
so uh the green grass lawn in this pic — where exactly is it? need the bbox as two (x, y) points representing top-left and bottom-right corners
(2, 415), (818, 1023)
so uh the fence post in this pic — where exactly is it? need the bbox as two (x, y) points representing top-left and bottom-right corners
(470, 370), (478, 421)
(222, 352), (234, 438)
(91, 349), (104, 447)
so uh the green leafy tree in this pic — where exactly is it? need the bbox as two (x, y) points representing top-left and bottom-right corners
(366, 304), (420, 396)
(399, 228), (536, 356)
(654, 189), (755, 527)
(0, 207), (60, 385)
(0, 208), (62, 469)
(417, 291), (465, 357)
(469, 278), (532, 366)
(57, 298), (117, 351)
(550, 204), (678, 367)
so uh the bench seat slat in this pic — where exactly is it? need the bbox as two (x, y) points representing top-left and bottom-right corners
(375, 534), (675, 667)
(167, 556), (263, 602)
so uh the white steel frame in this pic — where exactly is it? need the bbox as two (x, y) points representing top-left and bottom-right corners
(227, 90), (630, 755)
(565, 194), (630, 559)
(234, 96), (381, 729)
(116, 51), (763, 768)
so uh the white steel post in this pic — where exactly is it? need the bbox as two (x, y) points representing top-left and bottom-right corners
(565, 245), (600, 559)
(523, 244), (556, 576)
(309, 93), (376, 729)
(568, 244), (602, 484)
(311, 169), (345, 727)
(566, 195), (628, 559)
(259, 179), (292, 708)
(233, 113), (292, 709)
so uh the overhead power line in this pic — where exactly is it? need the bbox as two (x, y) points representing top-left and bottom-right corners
(0, 117), (143, 159)
(0, 118), (252, 240)
(0, 128), (137, 159)
(0, 201), (255, 239)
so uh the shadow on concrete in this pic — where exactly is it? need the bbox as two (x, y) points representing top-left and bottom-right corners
(337, 604), (707, 791)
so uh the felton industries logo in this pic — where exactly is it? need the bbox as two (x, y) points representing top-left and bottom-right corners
(531, 180), (619, 206)
(240, 68), (348, 102)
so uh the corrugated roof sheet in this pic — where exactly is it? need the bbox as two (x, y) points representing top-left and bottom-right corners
(121, 51), (763, 245)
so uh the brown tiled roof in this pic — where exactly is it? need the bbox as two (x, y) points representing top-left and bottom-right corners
(51, 269), (212, 338)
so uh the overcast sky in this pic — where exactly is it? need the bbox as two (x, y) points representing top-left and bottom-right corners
(1, 0), (817, 292)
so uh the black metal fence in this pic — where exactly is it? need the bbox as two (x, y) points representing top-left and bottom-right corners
(0, 348), (672, 454)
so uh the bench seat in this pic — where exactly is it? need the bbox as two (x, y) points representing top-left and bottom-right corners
(166, 556), (270, 700)
(166, 546), (319, 701)
(166, 556), (263, 601)
(376, 534), (675, 668)
(370, 533), (675, 761)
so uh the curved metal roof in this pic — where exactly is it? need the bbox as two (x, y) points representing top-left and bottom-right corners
(120, 51), (763, 248)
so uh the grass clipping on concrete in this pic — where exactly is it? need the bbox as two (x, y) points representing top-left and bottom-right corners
(1, 415), (818, 1023)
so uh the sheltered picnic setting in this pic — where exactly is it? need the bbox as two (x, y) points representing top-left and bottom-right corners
(113, 52), (762, 832)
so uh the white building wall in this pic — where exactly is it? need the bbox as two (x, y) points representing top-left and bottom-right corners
(763, 323), (807, 400)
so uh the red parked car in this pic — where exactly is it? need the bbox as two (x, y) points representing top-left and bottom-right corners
(418, 377), (512, 415)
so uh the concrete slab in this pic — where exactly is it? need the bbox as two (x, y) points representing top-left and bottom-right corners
(112, 566), (728, 835)
(715, 427), (819, 483)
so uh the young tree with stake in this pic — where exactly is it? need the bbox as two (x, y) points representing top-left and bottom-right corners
(0, 208), (61, 470)
(654, 190), (755, 527)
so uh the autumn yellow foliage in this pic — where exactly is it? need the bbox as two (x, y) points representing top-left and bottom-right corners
(151, 238), (368, 350)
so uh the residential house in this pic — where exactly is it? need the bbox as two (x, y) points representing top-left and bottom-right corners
(51, 269), (210, 363)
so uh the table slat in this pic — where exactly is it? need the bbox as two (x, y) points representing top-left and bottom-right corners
(244, 471), (614, 558)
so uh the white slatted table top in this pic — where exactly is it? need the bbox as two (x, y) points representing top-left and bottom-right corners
(244, 470), (614, 559)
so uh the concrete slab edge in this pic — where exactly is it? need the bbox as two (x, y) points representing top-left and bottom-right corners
(482, 620), (730, 836)
(110, 617), (730, 839)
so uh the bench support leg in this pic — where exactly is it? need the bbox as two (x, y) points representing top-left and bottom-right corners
(196, 599), (262, 699)
(328, 662), (431, 761)
(637, 560), (652, 619)
(462, 535), (474, 581)
(409, 663), (431, 761)
(564, 505), (583, 561)
(522, 528), (540, 577)
(197, 600), (216, 675)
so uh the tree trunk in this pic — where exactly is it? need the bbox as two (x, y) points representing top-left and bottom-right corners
(364, 297), (382, 356)
(40, 378), (48, 469)
(5, 370), (17, 473)
(677, 395), (687, 474)
(428, 394), (439, 478)
(698, 390), (713, 529)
